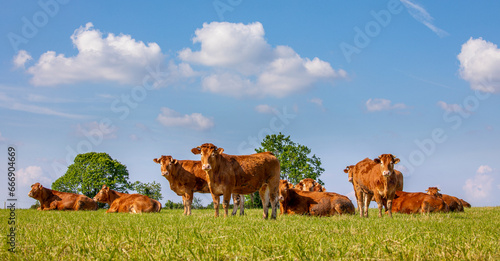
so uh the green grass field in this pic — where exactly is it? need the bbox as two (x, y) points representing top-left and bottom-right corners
(1, 207), (499, 260)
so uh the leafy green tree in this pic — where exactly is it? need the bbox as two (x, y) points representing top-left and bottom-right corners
(52, 152), (131, 200)
(251, 133), (325, 207)
(132, 181), (163, 201)
(256, 133), (325, 185)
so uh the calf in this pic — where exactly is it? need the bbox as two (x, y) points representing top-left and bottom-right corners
(425, 187), (464, 212)
(294, 178), (326, 192)
(154, 155), (245, 216)
(350, 154), (400, 218)
(279, 180), (355, 216)
(192, 143), (280, 219)
(93, 185), (161, 213)
(28, 182), (97, 211)
(392, 191), (449, 214)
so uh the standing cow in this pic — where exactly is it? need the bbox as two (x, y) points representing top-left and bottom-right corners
(344, 160), (403, 213)
(425, 187), (464, 212)
(93, 185), (161, 213)
(192, 143), (280, 219)
(28, 182), (97, 211)
(350, 154), (400, 218)
(154, 155), (245, 216)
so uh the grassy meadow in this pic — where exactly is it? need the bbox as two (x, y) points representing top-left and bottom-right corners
(1, 207), (499, 260)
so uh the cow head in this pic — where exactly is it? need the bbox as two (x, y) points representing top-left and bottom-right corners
(153, 155), (178, 177)
(93, 185), (110, 203)
(191, 143), (224, 171)
(279, 180), (293, 202)
(343, 165), (355, 183)
(28, 182), (43, 199)
(425, 187), (442, 197)
(373, 154), (400, 177)
(295, 178), (317, 191)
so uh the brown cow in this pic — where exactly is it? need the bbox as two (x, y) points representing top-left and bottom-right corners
(93, 185), (161, 213)
(459, 198), (472, 208)
(350, 154), (400, 218)
(425, 187), (464, 212)
(344, 161), (404, 213)
(279, 180), (355, 216)
(154, 155), (245, 216)
(28, 182), (97, 211)
(192, 143), (280, 219)
(392, 191), (449, 214)
(294, 178), (326, 192)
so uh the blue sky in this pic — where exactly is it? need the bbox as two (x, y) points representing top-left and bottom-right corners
(1, 0), (500, 208)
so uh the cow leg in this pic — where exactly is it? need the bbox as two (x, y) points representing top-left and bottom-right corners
(386, 199), (393, 218)
(231, 194), (239, 216)
(356, 192), (364, 218)
(182, 196), (187, 215)
(239, 195), (245, 216)
(222, 193), (231, 218)
(212, 194), (220, 217)
(269, 183), (279, 220)
(259, 184), (271, 219)
(185, 192), (193, 216)
(363, 193), (372, 218)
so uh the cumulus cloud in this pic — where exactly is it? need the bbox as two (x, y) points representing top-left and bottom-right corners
(18, 166), (51, 186)
(255, 104), (277, 114)
(179, 22), (346, 98)
(401, 0), (448, 37)
(437, 101), (463, 113)
(23, 22), (173, 86)
(366, 98), (407, 112)
(477, 165), (493, 174)
(13, 50), (32, 69)
(458, 37), (500, 93)
(157, 107), (214, 131)
(463, 173), (494, 201)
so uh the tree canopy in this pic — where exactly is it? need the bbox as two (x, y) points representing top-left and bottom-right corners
(52, 152), (131, 199)
(132, 181), (163, 201)
(255, 133), (325, 185)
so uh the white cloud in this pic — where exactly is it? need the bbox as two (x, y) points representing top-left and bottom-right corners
(366, 98), (407, 112)
(458, 37), (500, 93)
(401, 0), (449, 37)
(13, 50), (32, 69)
(477, 165), (493, 174)
(437, 101), (463, 113)
(179, 22), (346, 98)
(463, 173), (494, 201)
(255, 104), (277, 114)
(18, 166), (51, 186)
(24, 22), (165, 86)
(74, 121), (118, 140)
(157, 107), (214, 131)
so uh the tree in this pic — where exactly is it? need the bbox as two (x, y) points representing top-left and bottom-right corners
(251, 133), (325, 207)
(132, 181), (163, 201)
(255, 133), (325, 185)
(52, 152), (131, 200)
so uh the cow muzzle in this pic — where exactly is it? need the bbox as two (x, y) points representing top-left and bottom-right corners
(382, 171), (391, 177)
(348, 177), (353, 183)
(202, 164), (211, 171)
(278, 196), (284, 202)
(161, 171), (169, 176)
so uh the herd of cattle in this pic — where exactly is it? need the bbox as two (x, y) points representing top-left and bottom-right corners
(28, 143), (471, 218)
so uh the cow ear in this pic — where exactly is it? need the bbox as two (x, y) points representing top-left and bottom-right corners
(173, 159), (178, 165)
(217, 148), (224, 154)
(191, 147), (201, 155)
(39, 184), (43, 189)
(373, 158), (381, 164)
(393, 156), (400, 164)
(343, 167), (349, 173)
(153, 158), (159, 164)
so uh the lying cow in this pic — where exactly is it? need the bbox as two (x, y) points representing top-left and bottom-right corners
(350, 154), (401, 218)
(28, 182), (97, 211)
(279, 180), (355, 216)
(154, 155), (245, 216)
(192, 143), (280, 219)
(93, 185), (161, 213)
(459, 198), (471, 208)
(294, 178), (326, 192)
(391, 191), (449, 214)
(425, 187), (464, 212)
